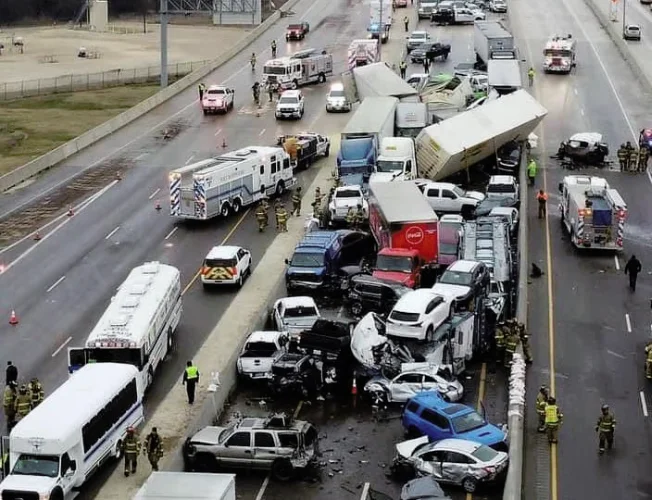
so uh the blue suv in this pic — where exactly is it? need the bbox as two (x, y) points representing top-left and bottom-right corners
(402, 391), (508, 451)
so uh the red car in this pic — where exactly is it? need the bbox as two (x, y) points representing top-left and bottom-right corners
(286, 22), (310, 41)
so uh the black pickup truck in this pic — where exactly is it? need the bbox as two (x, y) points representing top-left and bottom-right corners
(409, 41), (452, 63)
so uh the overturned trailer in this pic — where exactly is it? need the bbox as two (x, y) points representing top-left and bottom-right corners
(343, 62), (419, 102)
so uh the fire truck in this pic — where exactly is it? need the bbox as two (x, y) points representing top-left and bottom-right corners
(262, 48), (333, 90)
(543, 35), (576, 74)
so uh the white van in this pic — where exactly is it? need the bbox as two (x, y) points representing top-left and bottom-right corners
(0, 364), (144, 500)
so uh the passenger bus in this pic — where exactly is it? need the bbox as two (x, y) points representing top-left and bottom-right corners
(0, 363), (144, 499)
(67, 261), (182, 390)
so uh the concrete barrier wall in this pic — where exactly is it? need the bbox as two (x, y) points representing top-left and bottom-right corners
(0, 0), (302, 194)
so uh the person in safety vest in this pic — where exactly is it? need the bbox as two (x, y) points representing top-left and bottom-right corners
(617, 144), (628, 172)
(144, 427), (164, 471)
(537, 190), (548, 219)
(536, 385), (549, 432)
(494, 322), (506, 366)
(527, 67), (535, 86)
(183, 361), (200, 404)
(527, 158), (537, 186)
(596, 404), (616, 454)
(504, 319), (520, 367)
(29, 377), (44, 409)
(255, 201), (268, 232)
(544, 396), (563, 444)
(121, 427), (141, 476)
(291, 187), (302, 216)
(14, 385), (31, 422)
(276, 203), (289, 232)
(646, 341), (652, 379)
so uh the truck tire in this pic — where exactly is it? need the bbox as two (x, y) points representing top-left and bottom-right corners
(425, 326), (434, 342)
(194, 453), (218, 472)
(220, 203), (231, 217)
(318, 73), (326, 83)
(325, 145), (330, 157)
(275, 181), (286, 197)
(232, 198), (242, 214)
(291, 80), (299, 89)
(272, 458), (295, 481)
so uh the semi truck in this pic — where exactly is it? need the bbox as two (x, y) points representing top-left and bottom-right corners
(368, 181), (439, 288)
(415, 89), (547, 182)
(348, 62), (419, 101)
(337, 96), (398, 180)
(396, 102), (429, 138)
(370, 137), (418, 184)
(558, 175), (627, 251)
(474, 21), (516, 70)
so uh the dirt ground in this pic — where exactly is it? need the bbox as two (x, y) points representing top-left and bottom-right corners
(0, 21), (250, 84)
(0, 84), (163, 175)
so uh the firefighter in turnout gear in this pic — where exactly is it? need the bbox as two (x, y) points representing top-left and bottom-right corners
(629, 147), (639, 172)
(313, 187), (324, 211)
(504, 319), (520, 367)
(345, 207), (356, 226)
(400, 60), (407, 79)
(255, 201), (268, 232)
(29, 377), (44, 408)
(645, 341), (652, 379)
(274, 201), (282, 229)
(596, 404), (616, 454)
(143, 427), (164, 471)
(291, 187), (302, 216)
(121, 427), (141, 476)
(517, 321), (533, 364)
(544, 397), (563, 444)
(639, 145), (649, 172)
(14, 385), (31, 422)
(3, 382), (16, 431)
(354, 204), (365, 230)
(276, 203), (289, 232)
(617, 144), (628, 172)
(536, 385), (549, 432)
(494, 322), (506, 366)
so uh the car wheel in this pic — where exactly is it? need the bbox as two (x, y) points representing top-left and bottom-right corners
(462, 476), (478, 493)
(272, 458), (295, 481)
(291, 80), (298, 89)
(275, 181), (285, 197)
(318, 73), (326, 83)
(424, 326), (434, 342)
(350, 301), (364, 317)
(50, 488), (64, 500)
(325, 145), (330, 157)
(238, 274), (244, 288)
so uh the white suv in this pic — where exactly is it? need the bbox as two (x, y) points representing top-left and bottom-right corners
(386, 289), (452, 342)
(276, 90), (305, 120)
(201, 245), (252, 288)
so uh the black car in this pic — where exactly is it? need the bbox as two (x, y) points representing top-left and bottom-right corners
(269, 353), (314, 397)
(343, 274), (410, 317)
(410, 42), (451, 63)
(430, 7), (454, 25)
(496, 140), (522, 174)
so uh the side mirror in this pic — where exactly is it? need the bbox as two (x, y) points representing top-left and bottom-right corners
(284, 258), (290, 265)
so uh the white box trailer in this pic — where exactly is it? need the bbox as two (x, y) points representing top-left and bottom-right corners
(474, 21), (515, 68)
(133, 472), (236, 500)
(346, 62), (419, 102)
(416, 90), (548, 181)
(487, 59), (522, 94)
(370, 0), (393, 25)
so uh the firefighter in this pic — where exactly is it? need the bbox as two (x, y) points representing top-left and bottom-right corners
(645, 341), (652, 379)
(404, 16), (409, 32)
(14, 385), (31, 422)
(276, 203), (289, 232)
(617, 144), (628, 172)
(639, 145), (649, 172)
(503, 319), (519, 367)
(291, 187), (302, 216)
(400, 60), (407, 79)
(255, 201), (268, 232)
(143, 427), (164, 471)
(494, 321), (506, 366)
(537, 189), (548, 219)
(271, 39), (277, 58)
(544, 396), (563, 444)
(596, 404), (616, 454)
(319, 204), (331, 228)
(198, 82), (206, 100)
(121, 427), (141, 476)
(3, 382), (16, 432)
(29, 377), (44, 408)
(536, 385), (549, 432)
(354, 204), (365, 230)
(629, 147), (639, 173)
(345, 206), (356, 227)
(313, 187), (323, 210)
(517, 321), (533, 364)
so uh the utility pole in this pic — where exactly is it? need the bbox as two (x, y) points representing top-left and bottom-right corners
(160, 0), (169, 88)
(622, 0), (627, 34)
(142, 0), (148, 33)
(377, 0), (383, 60)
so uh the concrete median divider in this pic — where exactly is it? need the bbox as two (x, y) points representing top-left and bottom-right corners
(0, 0), (302, 195)
(94, 155), (337, 499)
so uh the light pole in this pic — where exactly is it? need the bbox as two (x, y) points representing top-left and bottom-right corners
(160, 0), (169, 88)
(622, 0), (626, 35)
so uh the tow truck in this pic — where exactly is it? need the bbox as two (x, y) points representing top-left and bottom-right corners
(277, 132), (330, 170)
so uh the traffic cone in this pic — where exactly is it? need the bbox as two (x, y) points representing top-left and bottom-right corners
(33, 231), (41, 241)
(222, 137), (227, 148)
(67, 206), (74, 217)
(9, 310), (18, 326)
(116, 171), (122, 181)
(351, 377), (358, 396)
(155, 200), (162, 211)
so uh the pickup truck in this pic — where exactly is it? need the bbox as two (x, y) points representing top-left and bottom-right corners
(286, 22), (310, 41)
(406, 31), (432, 52)
(201, 85), (234, 115)
(409, 42), (451, 63)
(417, 181), (485, 215)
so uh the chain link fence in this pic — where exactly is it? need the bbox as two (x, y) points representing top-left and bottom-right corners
(0, 60), (211, 101)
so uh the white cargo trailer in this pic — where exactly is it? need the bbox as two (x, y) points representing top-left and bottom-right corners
(133, 472), (236, 500)
(474, 21), (515, 68)
(487, 59), (522, 94)
(347, 62), (418, 102)
(415, 90), (547, 181)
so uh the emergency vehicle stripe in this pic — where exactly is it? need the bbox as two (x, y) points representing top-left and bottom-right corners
(169, 174), (181, 216)
(202, 267), (235, 280)
(617, 216), (625, 247)
(193, 179), (207, 219)
(576, 219), (584, 238)
(348, 53), (356, 69)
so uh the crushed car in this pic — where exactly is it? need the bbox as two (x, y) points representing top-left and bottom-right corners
(237, 331), (288, 381)
(342, 274), (410, 318)
(268, 352), (317, 398)
(557, 132), (609, 165)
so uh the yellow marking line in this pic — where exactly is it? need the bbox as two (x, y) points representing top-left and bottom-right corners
(180, 208), (251, 296)
(466, 361), (488, 500)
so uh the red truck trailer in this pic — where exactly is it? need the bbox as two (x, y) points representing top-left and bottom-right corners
(368, 181), (439, 288)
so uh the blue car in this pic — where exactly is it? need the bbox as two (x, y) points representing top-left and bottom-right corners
(401, 391), (508, 451)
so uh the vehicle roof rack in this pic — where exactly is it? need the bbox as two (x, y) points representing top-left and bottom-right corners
(264, 412), (292, 428)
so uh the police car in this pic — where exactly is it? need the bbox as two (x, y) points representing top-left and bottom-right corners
(201, 245), (252, 288)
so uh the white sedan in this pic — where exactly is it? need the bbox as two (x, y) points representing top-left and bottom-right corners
(364, 362), (464, 403)
(386, 289), (453, 342)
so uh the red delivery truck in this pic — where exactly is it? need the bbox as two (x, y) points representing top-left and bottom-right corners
(368, 181), (439, 288)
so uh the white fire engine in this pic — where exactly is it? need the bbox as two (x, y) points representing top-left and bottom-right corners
(543, 35), (576, 74)
(262, 48), (334, 90)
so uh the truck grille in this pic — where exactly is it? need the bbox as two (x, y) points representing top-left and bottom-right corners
(2, 491), (41, 500)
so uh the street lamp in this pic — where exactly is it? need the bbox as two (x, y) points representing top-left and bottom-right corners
(622, 0), (627, 36)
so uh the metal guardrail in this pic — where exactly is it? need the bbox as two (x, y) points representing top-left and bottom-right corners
(0, 60), (211, 101)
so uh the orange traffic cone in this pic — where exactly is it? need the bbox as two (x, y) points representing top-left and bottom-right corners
(222, 137), (227, 148)
(351, 377), (358, 396)
(9, 310), (18, 325)
(33, 231), (41, 241)
(155, 200), (162, 211)
(116, 171), (122, 181)
(67, 206), (74, 217)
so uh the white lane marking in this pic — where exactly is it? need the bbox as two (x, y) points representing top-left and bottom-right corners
(0, 181), (117, 273)
(574, 88), (578, 95)
(259, 128), (266, 136)
(0, 180), (118, 257)
(214, 128), (223, 136)
(185, 155), (195, 165)
(254, 474), (271, 500)
(165, 227), (178, 240)
(360, 483), (371, 500)
(647, 166), (652, 186)
(580, 108), (585, 116)
(614, 255), (620, 271)
(606, 349), (625, 359)
(626, 313), (632, 333)
(46, 275), (66, 293)
(149, 188), (161, 200)
(51, 336), (72, 358)
(134, 153), (148, 160)
(105, 226), (120, 240)
(641, 391), (649, 417)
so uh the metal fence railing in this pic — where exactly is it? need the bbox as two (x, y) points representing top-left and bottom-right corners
(0, 60), (211, 101)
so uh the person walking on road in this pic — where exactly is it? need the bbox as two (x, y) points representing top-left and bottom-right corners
(629, 147), (639, 173)
(536, 385), (549, 432)
(276, 204), (289, 232)
(517, 321), (533, 364)
(404, 16), (409, 32)
(399, 60), (407, 79)
(527, 67), (535, 86)
(527, 158), (537, 186)
(624, 254), (642, 292)
(291, 187), (302, 216)
(639, 145), (649, 172)
(271, 40), (277, 58)
(144, 427), (164, 471)
(255, 201), (268, 232)
(503, 320), (519, 367)
(3, 382), (16, 432)
(537, 189), (548, 219)
(5, 361), (17, 387)
(198, 82), (206, 101)
(646, 341), (652, 379)
(182, 361), (200, 404)
(422, 57), (430, 74)
(14, 385), (31, 422)
(544, 396), (563, 444)
(617, 144), (628, 172)
(121, 427), (141, 477)
(596, 404), (616, 454)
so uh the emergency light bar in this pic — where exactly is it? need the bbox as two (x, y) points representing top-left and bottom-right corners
(291, 48), (317, 59)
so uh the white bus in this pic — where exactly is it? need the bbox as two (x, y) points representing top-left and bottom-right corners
(67, 261), (182, 390)
(0, 363), (144, 500)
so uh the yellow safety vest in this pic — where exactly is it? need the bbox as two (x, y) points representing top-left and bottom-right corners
(646, 345), (652, 362)
(185, 366), (199, 380)
(545, 404), (559, 424)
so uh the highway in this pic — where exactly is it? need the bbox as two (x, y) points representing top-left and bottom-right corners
(506, 0), (652, 496)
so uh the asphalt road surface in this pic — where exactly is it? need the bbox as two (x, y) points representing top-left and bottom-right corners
(506, 0), (652, 497)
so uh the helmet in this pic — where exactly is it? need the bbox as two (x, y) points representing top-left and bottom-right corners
(539, 385), (547, 393)
(548, 396), (556, 404)
(297, 186), (302, 192)
(127, 427), (135, 434)
(19, 384), (27, 393)
(602, 404), (609, 412)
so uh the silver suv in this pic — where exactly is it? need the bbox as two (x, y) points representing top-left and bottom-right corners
(183, 413), (319, 481)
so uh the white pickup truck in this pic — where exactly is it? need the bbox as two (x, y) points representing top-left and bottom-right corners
(329, 185), (369, 223)
(417, 181), (485, 214)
